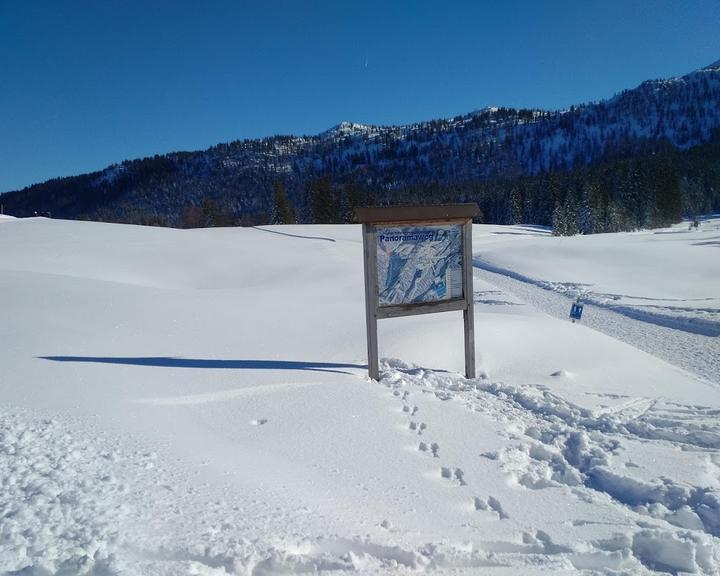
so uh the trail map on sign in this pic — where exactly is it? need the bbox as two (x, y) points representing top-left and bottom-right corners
(376, 224), (463, 306)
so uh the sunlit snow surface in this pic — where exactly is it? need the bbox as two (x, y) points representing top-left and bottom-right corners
(1, 216), (719, 575)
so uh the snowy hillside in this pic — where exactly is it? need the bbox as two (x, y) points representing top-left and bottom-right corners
(1, 217), (719, 574)
(3, 61), (720, 228)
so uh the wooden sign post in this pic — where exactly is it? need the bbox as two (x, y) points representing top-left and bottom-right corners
(355, 204), (479, 380)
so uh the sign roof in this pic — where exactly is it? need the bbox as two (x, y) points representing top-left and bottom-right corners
(354, 203), (479, 223)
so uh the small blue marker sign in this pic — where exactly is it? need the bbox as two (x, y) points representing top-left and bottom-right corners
(570, 302), (584, 321)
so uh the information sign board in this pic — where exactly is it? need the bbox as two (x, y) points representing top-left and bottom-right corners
(570, 302), (584, 321)
(355, 204), (479, 380)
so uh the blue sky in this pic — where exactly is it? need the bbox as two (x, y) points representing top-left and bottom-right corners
(1, 0), (719, 193)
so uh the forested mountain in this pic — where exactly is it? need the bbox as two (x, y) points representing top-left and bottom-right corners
(3, 60), (720, 234)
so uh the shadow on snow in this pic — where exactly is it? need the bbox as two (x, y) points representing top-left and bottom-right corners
(38, 356), (365, 375)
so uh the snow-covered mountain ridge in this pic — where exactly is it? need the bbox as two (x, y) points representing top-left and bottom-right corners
(2, 60), (720, 227)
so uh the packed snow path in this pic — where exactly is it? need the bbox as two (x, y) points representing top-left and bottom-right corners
(473, 264), (720, 387)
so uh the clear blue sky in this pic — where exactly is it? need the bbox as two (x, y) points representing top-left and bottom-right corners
(1, 0), (719, 193)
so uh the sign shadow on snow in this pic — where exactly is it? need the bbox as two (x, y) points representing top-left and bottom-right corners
(38, 356), (365, 375)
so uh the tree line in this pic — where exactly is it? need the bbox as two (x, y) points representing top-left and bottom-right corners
(270, 132), (720, 235)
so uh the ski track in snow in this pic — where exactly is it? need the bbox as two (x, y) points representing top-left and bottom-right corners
(473, 262), (720, 387)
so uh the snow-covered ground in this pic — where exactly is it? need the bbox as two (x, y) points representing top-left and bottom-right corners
(472, 218), (720, 337)
(1, 217), (719, 575)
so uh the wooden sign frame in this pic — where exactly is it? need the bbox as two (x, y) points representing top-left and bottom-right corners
(355, 204), (479, 380)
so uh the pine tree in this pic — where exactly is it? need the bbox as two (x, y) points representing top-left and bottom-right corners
(338, 182), (363, 223)
(310, 177), (337, 224)
(272, 181), (296, 224)
(201, 197), (233, 227)
(509, 186), (523, 224)
(654, 161), (682, 226)
(552, 201), (565, 236)
(562, 191), (579, 235)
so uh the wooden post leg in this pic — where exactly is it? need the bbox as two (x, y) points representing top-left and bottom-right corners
(464, 307), (475, 379)
(362, 224), (380, 380)
(463, 220), (476, 379)
(367, 313), (379, 380)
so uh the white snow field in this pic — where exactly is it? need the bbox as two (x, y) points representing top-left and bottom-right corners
(1, 216), (719, 575)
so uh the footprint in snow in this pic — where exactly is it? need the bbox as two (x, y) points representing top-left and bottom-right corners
(418, 442), (439, 457)
(409, 421), (427, 435)
(402, 404), (419, 416)
(474, 496), (509, 519)
(441, 467), (466, 486)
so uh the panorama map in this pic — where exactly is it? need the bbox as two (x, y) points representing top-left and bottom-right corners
(376, 224), (463, 306)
